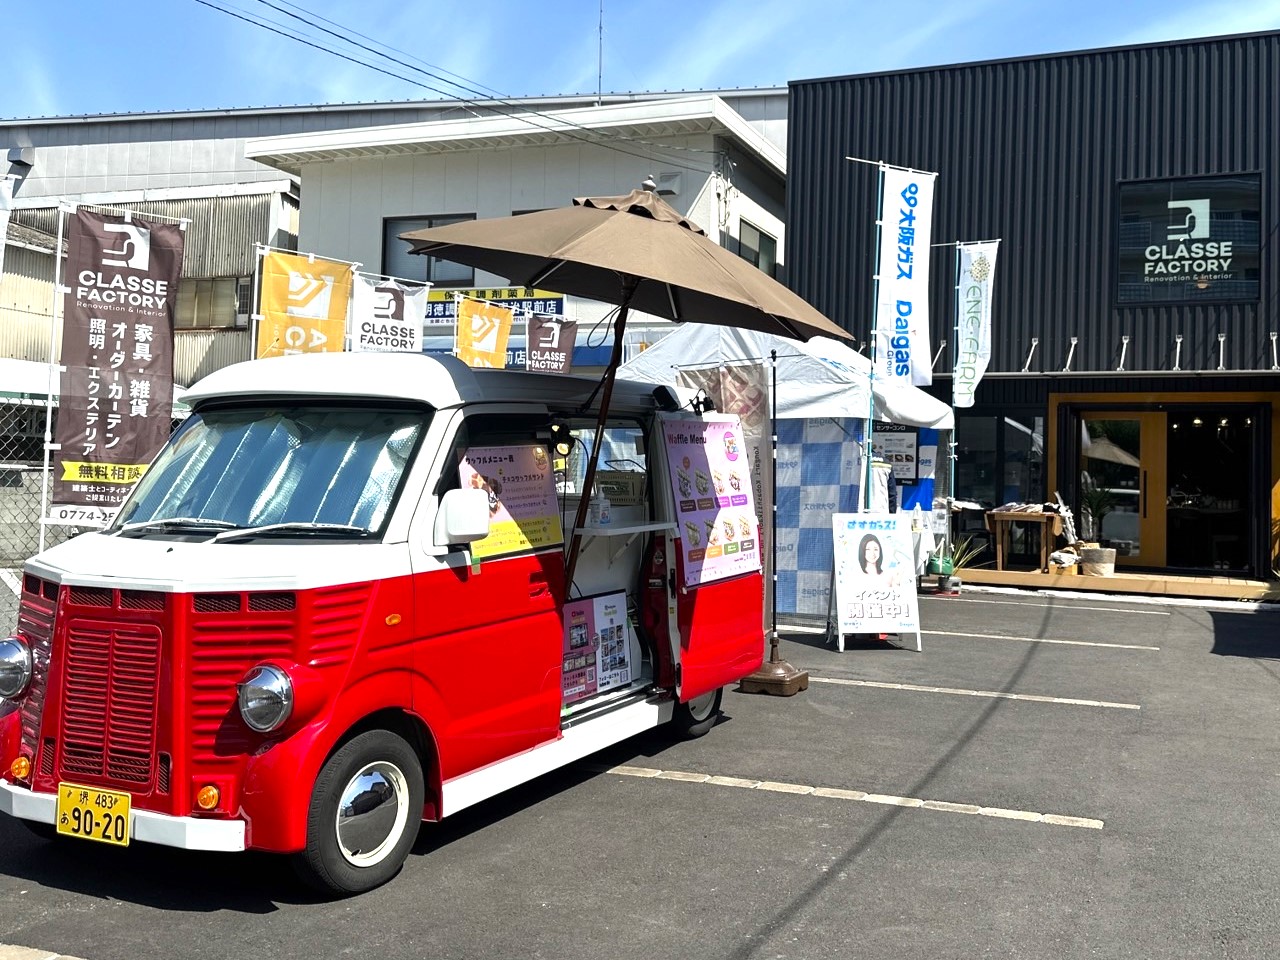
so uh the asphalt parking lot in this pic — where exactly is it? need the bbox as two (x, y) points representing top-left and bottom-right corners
(1, 580), (1279, 959)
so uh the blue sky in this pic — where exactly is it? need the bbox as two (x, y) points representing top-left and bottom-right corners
(6, 0), (1280, 118)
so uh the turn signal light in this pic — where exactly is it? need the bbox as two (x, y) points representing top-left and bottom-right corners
(196, 785), (220, 811)
(8, 756), (31, 781)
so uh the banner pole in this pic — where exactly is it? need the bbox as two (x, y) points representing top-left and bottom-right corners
(948, 242), (961, 556)
(865, 162), (886, 511)
(39, 204), (72, 553)
(250, 244), (264, 359)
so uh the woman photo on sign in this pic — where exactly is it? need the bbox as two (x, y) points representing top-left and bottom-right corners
(857, 533), (901, 588)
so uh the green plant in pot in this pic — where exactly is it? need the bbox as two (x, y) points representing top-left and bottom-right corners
(927, 535), (987, 576)
(1079, 483), (1117, 543)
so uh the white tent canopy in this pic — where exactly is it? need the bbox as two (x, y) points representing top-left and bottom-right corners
(617, 326), (953, 429)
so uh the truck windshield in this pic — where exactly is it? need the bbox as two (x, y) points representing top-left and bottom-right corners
(111, 405), (427, 539)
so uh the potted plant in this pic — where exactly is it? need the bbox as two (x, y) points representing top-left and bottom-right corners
(1079, 483), (1117, 543)
(927, 535), (987, 591)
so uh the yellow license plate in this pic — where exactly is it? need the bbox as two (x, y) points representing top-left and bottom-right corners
(56, 782), (131, 846)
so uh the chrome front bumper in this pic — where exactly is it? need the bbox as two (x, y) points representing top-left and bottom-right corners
(0, 778), (246, 852)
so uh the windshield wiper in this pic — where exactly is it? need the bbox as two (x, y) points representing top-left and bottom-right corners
(112, 517), (240, 536)
(211, 522), (372, 544)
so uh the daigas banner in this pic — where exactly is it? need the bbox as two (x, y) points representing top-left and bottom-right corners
(455, 296), (513, 368)
(874, 165), (937, 387)
(49, 208), (184, 526)
(953, 240), (999, 408)
(350, 275), (428, 353)
(257, 250), (354, 358)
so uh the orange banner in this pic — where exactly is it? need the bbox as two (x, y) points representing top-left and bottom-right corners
(455, 297), (514, 368)
(257, 251), (354, 358)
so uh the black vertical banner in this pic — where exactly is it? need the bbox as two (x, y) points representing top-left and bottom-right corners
(49, 209), (183, 525)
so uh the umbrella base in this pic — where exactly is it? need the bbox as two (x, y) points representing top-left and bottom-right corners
(739, 658), (809, 697)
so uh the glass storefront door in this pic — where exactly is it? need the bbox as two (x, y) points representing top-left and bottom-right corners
(1078, 412), (1167, 567)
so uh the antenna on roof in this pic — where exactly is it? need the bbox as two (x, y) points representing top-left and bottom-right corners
(597, 0), (604, 107)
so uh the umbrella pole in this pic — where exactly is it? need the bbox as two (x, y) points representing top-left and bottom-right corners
(739, 349), (808, 697)
(564, 281), (636, 588)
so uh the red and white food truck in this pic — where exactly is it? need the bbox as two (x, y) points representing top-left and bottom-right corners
(0, 352), (765, 894)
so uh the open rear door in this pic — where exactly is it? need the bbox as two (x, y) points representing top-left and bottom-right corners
(656, 414), (765, 701)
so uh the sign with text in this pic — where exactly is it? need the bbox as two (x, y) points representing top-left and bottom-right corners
(875, 165), (937, 387)
(459, 443), (562, 560)
(662, 413), (761, 587)
(872, 422), (918, 482)
(426, 286), (564, 324)
(953, 240), (998, 408)
(350, 275), (428, 353)
(50, 209), (183, 525)
(831, 512), (920, 636)
(455, 297), (514, 368)
(561, 591), (633, 706)
(525, 314), (578, 374)
(257, 250), (354, 358)
(1116, 175), (1260, 304)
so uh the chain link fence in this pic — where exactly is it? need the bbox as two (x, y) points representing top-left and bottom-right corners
(0, 399), (70, 566)
(1, 401), (188, 567)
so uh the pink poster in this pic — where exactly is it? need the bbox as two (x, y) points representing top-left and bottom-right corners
(561, 591), (633, 706)
(662, 415), (762, 587)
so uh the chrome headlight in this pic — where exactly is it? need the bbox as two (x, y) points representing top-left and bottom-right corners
(237, 664), (294, 733)
(0, 636), (33, 700)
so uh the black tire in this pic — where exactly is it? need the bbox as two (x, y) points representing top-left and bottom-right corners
(292, 729), (424, 896)
(672, 686), (723, 739)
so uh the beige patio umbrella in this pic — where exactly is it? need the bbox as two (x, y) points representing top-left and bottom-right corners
(402, 188), (852, 586)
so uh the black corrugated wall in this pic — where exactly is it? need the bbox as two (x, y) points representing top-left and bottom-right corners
(787, 32), (1280, 375)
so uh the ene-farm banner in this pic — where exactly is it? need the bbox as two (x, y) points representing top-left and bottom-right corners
(953, 240), (999, 408)
(50, 209), (184, 525)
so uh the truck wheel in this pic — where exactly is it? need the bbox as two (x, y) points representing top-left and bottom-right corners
(672, 686), (723, 739)
(292, 729), (424, 896)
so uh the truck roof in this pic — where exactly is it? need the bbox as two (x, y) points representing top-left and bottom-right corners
(182, 351), (669, 413)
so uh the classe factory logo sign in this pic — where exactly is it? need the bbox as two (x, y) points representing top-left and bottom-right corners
(1117, 175), (1259, 304)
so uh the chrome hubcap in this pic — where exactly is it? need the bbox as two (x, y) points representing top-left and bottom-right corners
(335, 761), (410, 867)
(686, 690), (718, 722)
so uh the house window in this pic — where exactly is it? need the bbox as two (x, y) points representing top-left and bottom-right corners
(383, 215), (475, 286)
(737, 220), (777, 278)
(175, 278), (243, 329)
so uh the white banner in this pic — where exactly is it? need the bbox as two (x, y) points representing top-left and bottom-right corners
(875, 166), (937, 387)
(953, 240), (999, 408)
(350, 275), (429, 353)
(0, 177), (13, 284)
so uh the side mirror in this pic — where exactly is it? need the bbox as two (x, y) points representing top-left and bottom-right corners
(435, 488), (491, 545)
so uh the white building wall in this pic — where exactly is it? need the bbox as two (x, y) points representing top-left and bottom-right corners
(296, 135), (719, 285)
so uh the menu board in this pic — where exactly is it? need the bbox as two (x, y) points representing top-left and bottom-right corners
(562, 591), (634, 706)
(662, 414), (762, 587)
(872, 423), (918, 481)
(459, 444), (563, 560)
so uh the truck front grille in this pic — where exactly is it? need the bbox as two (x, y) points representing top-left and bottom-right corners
(59, 620), (162, 786)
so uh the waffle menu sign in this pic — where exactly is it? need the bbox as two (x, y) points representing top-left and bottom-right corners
(1116, 174), (1260, 304)
(49, 209), (183, 526)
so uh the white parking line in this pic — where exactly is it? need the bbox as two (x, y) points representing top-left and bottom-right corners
(592, 763), (1103, 830)
(925, 630), (1159, 651)
(0, 569), (21, 598)
(921, 596), (1170, 616)
(809, 675), (1141, 710)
